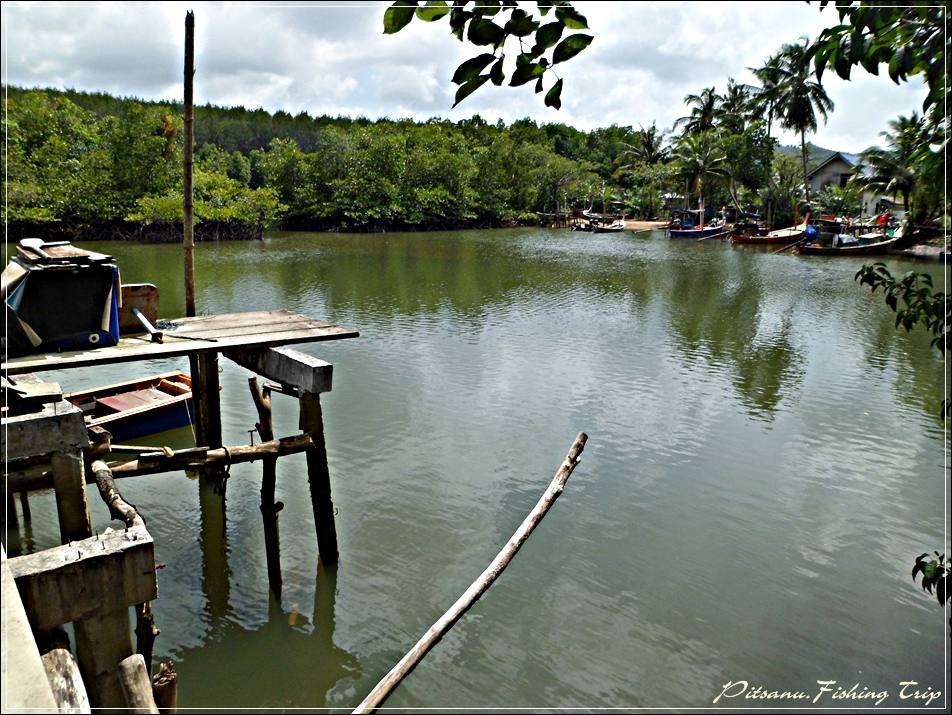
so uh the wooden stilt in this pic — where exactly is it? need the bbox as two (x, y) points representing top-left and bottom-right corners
(192, 352), (222, 452)
(18, 490), (32, 523)
(152, 661), (178, 713)
(118, 654), (160, 713)
(73, 607), (134, 709)
(50, 451), (92, 543)
(135, 603), (160, 676)
(299, 391), (338, 564)
(183, 10), (196, 318)
(249, 377), (282, 593)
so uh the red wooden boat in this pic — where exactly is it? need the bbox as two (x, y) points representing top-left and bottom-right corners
(64, 371), (193, 441)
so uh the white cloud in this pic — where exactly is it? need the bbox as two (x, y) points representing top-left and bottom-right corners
(1, 0), (931, 151)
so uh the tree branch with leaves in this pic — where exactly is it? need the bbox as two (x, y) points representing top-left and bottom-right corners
(384, 1), (593, 109)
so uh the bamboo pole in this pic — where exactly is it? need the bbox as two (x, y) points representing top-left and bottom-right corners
(183, 10), (196, 318)
(41, 647), (90, 713)
(351, 432), (588, 714)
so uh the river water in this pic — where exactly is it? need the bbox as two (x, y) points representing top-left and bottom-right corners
(9, 229), (948, 710)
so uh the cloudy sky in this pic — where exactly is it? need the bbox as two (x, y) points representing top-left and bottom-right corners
(2, 1), (928, 153)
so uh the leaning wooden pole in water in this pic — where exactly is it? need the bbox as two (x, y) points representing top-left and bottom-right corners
(249, 377), (283, 593)
(352, 432), (588, 714)
(183, 10), (196, 318)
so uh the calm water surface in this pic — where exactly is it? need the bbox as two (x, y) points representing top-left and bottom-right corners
(10, 229), (949, 710)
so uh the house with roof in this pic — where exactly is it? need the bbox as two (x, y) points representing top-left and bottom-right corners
(807, 151), (901, 217)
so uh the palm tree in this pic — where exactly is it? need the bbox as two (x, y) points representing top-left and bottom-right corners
(674, 87), (720, 136)
(617, 123), (669, 218)
(773, 39), (834, 202)
(672, 132), (727, 224)
(749, 52), (784, 139)
(857, 112), (924, 216)
(715, 79), (751, 134)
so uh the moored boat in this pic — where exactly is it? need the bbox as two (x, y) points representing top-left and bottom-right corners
(796, 235), (901, 256)
(64, 371), (194, 441)
(592, 220), (626, 233)
(669, 225), (730, 239)
(731, 232), (798, 245)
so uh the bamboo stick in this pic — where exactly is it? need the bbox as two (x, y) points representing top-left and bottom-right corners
(351, 432), (588, 714)
(108, 434), (314, 477)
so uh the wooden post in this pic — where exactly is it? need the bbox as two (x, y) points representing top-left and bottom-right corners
(299, 392), (338, 564)
(74, 608), (135, 709)
(135, 603), (160, 676)
(152, 661), (178, 713)
(50, 451), (92, 543)
(18, 491), (31, 523)
(41, 648), (90, 713)
(249, 377), (282, 594)
(193, 352), (222, 452)
(183, 10), (196, 318)
(118, 654), (160, 713)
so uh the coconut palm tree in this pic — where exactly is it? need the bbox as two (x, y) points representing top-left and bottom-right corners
(675, 87), (720, 136)
(857, 112), (924, 216)
(715, 79), (751, 134)
(773, 39), (834, 202)
(749, 52), (784, 139)
(616, 123), (670, 218)
(672, 132), (727, 222)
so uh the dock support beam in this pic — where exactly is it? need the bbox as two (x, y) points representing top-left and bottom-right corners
(300, 392), (338, 565)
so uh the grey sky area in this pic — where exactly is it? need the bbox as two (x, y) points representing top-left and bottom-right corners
(2, 1), (929, 153)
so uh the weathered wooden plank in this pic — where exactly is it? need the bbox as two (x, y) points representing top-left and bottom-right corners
(225, 346), (333, 393)
(4, 318), (358, 374)
(7, 526), (157, 631)
(41, 648), (91, 713)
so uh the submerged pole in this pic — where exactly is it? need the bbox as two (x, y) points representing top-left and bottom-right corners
(183, 10), (196, 318)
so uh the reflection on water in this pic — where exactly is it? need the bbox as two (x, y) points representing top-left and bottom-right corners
(5, 229), (946, 709)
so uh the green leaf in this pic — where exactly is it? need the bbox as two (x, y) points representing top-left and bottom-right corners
(510, 61), (544, 86)
(383, 1), (419, 34)
(552, 33), (592, 64)
(506, 9), (540, 37)
(555, 4), (588, 29)
(534, 21), (565, 52)
(416, 1), (450, 22)
(537, 1), (552, 16)
(535, 76), (544, 93)
(468, 17), (506, 46)
(490, 56), (505, 86)
(449, 8), (472, 41)
(452, 53), (497, 84)
(544, 78), (563, 109)
(453, 75), (490, 107)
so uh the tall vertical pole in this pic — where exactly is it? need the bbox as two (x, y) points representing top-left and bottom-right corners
(183, 11), (196, 318)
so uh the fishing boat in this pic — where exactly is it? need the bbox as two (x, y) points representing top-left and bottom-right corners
(796, 235), (901, 256)
(731, 232), (797, 245)
(669, 224), (730, 239)
(592, 220), (626, 233)
(64, 371), (194, 441)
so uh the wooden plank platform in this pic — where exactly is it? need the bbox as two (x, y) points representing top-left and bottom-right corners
(3, 310), (359, 375)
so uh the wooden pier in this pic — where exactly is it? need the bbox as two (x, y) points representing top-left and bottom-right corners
(2, 309), (359, 711)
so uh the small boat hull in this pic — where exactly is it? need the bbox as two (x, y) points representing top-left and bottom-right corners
(796, 237), (900, 256)
(669, 226), (728, 239)
(64, 371), (193, 442)
(732, 233), (797, 245)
